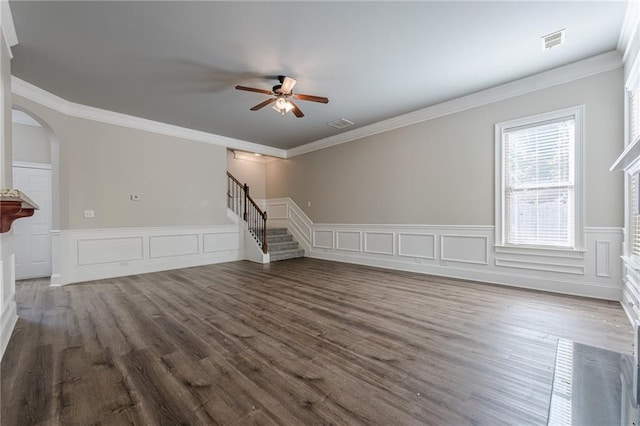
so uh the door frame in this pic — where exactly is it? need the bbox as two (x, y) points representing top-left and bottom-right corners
(11, 106), (60, 284)
(11, 162), (53, 279)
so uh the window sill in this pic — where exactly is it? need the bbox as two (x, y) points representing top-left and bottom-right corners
(610, 134), (640, 171)
(494, 244), (586, 259)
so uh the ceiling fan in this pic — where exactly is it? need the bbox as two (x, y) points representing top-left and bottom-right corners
(235, 75), (329, 118)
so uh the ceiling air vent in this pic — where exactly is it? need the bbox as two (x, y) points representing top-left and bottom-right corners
(541, 29), (565, 51)
(328, 118), (354, 129)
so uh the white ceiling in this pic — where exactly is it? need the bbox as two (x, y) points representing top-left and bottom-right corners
(8, 1), (628, 150)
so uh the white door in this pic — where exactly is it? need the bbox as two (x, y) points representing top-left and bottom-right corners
(12, 165), (52, 279)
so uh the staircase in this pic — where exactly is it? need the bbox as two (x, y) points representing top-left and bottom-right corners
(267, 228), (304, 261)
(227, 171), (304, 263)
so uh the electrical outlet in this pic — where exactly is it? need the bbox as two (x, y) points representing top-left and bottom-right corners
(84, 210), (95, 218)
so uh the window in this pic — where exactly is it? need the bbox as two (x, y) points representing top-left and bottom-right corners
(495, 106), (584, 250)
(632, 173), (640, 256)
(627, 76), (640, 258)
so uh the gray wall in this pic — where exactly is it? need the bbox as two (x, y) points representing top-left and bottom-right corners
(13, 94), (230, 230)
(226, 150), (266, 200)
(266, 69), (624, 227)
(1, 34), (10, 188)
(12, 122), (50, 164)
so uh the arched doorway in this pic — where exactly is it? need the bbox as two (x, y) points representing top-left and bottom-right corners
(10, 107), (59, 281)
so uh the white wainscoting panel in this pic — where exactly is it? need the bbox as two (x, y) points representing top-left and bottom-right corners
(77, 237), (144, 266)
(290, 207), (312, 243)
(267, 203), (288, 220)
(441, 235), (488, 265)
(266, 198), (624, 301)
(398, 233), (436, 260)
(0, 234), (18, 361)
(364, 232), (395, 255)
(313, 230), (334, 249)
(336, 231), (362, 252)
(52, 225), (242, 286)
(596, 241), (611, 278)
(150, 234), (199, 258)
(204, 232), (240, 253)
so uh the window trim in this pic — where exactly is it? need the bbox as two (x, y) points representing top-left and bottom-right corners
(494, 105), (585, 251)
(624, 58), (640, 260)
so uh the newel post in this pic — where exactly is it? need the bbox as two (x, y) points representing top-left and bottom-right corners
(243, 183), (249, 221)
(262, 211), (268, 254)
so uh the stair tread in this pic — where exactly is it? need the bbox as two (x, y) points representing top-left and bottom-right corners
(268, 242), (299, 251)
(266, 228), (288, 235)
(267, 235), (293, 243)
(271, 248), (303, 254)
(270, 248), (305, 262)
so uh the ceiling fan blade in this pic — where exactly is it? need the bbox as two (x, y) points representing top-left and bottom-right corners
(236, 85), (273, 95)
(293, 93), (329, 104)
(250, 98), (276, 111)
(289, 100), (305, 118)
(280, 76), (297, 94)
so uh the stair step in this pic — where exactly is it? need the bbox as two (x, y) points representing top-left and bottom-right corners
(270, 248), (305, 262)
(267, 234), (294, 244)
(266, 228), (288, 236)
(268, 241), (299, 251)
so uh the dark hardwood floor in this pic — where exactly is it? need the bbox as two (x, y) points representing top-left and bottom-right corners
(1, 258), (633, 425)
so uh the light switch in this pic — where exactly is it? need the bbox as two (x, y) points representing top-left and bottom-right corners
(84, 210), (95, 218)
(307, 201), (312, 207)
(130, 194), (140, 201)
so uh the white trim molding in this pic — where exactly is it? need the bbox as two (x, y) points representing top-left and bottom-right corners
(267, 197), (623, 301)
(618, 0), (640, 63)
(0, 233), (17, 361)
(1, 0), (18, 58)
(494, 105), (586, 252)
(11, 77), (287, 159)
(287, 51), (621, 158)
(12, 51), (621, 161)
(51, 224), (243, 286)
(12, 161), (51, 170)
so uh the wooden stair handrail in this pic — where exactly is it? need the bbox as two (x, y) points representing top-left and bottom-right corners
(226, 171), (268, 254)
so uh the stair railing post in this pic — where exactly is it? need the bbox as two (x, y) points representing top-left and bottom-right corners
(243, 183), (249, 221)
(262, 211), (268, 254)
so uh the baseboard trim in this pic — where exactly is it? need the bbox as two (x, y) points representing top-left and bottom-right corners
(305, 250), (621, 301)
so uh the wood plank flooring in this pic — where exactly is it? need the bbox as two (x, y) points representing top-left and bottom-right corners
(1, 258), (633, 425)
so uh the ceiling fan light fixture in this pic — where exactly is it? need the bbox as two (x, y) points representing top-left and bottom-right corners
(272, 96), (293, 116)
(236, 76), (327, 118)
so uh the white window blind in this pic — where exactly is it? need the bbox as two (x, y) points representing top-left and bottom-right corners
(503, 116), (575, 247)
(628, 80), (640, 258)
(632, 174), (640, 256)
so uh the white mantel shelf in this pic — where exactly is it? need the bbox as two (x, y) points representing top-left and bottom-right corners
(611, 136), (640, 171)
(0, 189), (39, 233)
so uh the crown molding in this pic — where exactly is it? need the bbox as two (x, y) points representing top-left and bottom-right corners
(11, 49), (622, 161)
(286, 50), (623, 158)
(11, 76), (287, 158)
(618, 0), (639, 62)
(1, 1), (17, 58)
